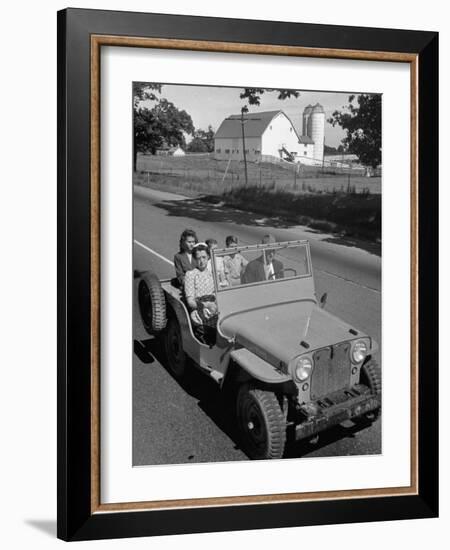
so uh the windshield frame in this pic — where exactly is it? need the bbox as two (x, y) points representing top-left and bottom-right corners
(210, 240), (313, 294)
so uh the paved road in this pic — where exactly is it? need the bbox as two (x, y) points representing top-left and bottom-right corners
(133, 186), (382, 465)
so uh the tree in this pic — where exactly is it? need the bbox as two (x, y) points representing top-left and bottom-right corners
(133, 82), (162, 107)
(240, 88), (300, 106)
(133, 83), (194, 170)
(186, 137), (209, 153)
(187, 125), (215, 153)
(328, 94), (381, 169)
(324, 144), (338, 155)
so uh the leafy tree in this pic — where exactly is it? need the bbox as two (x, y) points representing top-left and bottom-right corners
(324, 144), (338, 155)
(133, 83), (194, 170)
(328, 94), (381, 169)
(187, 126), (215, 153)
(187, 137), (209, 153)
(240, 88), (300, 106)
(133, 82), (161, 107)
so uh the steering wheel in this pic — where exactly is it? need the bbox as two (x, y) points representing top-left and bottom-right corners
(268, 268), (297, 280)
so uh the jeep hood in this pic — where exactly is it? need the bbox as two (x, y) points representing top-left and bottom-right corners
(219, 300), (367, 367)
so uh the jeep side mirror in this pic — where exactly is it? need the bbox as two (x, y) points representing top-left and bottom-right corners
(320, 292), (328, 309)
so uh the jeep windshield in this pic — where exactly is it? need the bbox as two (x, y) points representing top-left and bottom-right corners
(211, 241), (312, 292)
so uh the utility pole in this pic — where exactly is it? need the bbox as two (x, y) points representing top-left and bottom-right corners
(240, 109), (248, 187)
(225, 107), (260, 188)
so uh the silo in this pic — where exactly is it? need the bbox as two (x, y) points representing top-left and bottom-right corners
(311, 103), (325, 162)
(302, 104), (313, 136)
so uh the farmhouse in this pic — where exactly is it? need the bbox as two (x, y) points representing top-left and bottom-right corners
(214, 105), (325, 165)
(155, 143), (186, 156)
(170, 145), (185, 156)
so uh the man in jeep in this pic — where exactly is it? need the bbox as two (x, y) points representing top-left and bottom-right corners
(241, 234), (284, 284)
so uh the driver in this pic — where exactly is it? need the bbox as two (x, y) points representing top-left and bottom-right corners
(241, 234), (284, 284)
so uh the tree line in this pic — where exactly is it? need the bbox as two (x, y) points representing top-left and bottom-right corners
(133, 83), (381, 171)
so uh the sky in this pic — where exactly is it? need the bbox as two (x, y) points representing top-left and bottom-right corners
(139, 84), (359, 148)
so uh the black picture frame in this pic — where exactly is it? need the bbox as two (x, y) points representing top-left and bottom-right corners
(57, 8), (438, 541)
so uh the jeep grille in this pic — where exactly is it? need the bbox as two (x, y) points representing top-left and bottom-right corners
(310, 343), (351, 399)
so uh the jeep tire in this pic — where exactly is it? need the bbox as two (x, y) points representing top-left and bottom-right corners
(164, 317), (187, 379)
(361, 359), (382, 395)
(236, 384), (287, 460)
(359, 359), (381, 422)
(138, 271), (167, 335)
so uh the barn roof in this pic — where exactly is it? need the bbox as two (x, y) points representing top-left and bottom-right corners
(298, 135), (314, 144)
(214, 111), (283, 139)
(214, 110), (313, 146)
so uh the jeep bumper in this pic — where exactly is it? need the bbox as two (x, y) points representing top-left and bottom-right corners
(294, 385), (381, 441)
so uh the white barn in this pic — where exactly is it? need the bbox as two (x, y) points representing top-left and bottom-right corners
(214, 110), (321, 165)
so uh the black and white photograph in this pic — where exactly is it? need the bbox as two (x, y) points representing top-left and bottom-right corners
(0, 0), (444, 546)
(133, 83), (382, 465)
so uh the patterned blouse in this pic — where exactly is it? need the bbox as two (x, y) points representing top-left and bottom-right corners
(184, 268), (215, 301)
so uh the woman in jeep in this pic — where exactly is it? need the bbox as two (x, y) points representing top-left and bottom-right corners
(173, 228), (198, 286)
(184, 243), (218, 345)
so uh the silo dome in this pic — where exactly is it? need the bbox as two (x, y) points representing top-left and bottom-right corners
(312, 103), (325, 113)
(302, 104), (313, 136)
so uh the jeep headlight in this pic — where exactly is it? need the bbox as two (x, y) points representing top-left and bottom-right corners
(351, 340), (368, 363)
(294, 357), (313, 382)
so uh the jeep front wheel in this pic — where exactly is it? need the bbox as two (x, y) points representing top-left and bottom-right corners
(236, 384), (287, 460)
(358, 359), (381, 423)
(360, 359), (382, 395)
(164, 317), (187, 379)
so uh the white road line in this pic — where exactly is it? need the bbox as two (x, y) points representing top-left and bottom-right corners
(134, 239), (174, 266)
(315, 268), (381, 294)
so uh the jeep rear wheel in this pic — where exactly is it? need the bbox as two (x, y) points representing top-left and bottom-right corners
(164, 317), (187, 379)
(236, 384), (287, 460)
(138, 271), (167, 335)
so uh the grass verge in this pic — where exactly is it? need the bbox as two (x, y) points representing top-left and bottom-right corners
(133, 170), (381, 242)
(202, 186), (381, 242)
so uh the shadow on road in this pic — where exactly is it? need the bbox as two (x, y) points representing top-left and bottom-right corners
(285, 419), (379, 459)
(135, 337), (243, 453)
(155, 198), (295, 229)
(134, 339), (155, 364)
(154, 197), (380, 256)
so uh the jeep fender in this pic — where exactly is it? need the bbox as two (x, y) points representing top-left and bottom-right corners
(228, 348), (292, 385)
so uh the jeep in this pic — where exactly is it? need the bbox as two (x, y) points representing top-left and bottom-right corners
(138, 240), (381, 460)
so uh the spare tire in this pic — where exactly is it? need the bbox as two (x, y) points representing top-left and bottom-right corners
(138, 271), (167, 335)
